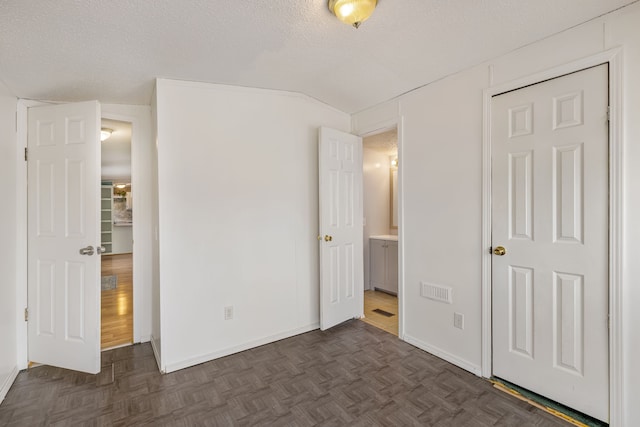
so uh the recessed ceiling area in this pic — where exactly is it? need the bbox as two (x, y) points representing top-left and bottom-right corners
(0, 1), (636, 113)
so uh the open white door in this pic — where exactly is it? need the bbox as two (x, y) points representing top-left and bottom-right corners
(318, 127), (363, 330)
(27, 101), (102, 374)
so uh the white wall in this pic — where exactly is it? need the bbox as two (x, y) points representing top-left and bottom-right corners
(155, 79), (350, 372)
(353, 3), (640, 424)
(363, 147), (392, 290)
(0, 84), (18, 403)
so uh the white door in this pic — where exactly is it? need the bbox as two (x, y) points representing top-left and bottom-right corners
(318, 127), (363, 330)
(491, 65), (609, 422)
(28, 101), (102, 374)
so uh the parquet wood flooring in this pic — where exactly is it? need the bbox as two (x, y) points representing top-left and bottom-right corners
(0, 320), (570, 426)
(101, 253), (133, 349)
(361, 290), (398, 336)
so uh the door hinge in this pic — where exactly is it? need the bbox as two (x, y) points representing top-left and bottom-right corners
(607, 106), (611, 122)
(24, 147), (28, 161)
(24, 307), (28, 322)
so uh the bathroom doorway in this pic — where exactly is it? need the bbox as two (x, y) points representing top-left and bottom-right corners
(361, 128), (399, 335)
(100, 119), (134, 349)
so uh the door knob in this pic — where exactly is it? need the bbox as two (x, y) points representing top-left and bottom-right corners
(79, 245), (94, 256)
(97, 246), (107, 255)
(324, 235), (333, 242)
(493, 246), (506, 256)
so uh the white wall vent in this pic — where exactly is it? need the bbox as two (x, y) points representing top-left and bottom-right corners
(421, 282), (453, 304)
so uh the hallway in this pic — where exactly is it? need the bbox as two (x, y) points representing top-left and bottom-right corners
(101, 253), (133, 349)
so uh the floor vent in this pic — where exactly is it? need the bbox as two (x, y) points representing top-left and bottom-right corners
(372, 308), (395, 317)
(421, 282), (453, 304)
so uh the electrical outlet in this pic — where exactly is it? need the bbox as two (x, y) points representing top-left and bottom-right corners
(224, 306), (234, 320)
(454, 312), (464, 330)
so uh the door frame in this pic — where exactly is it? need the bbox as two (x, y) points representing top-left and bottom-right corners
(356, 116), (405, 339)
(481, 48), (623, 424)
(16, 101), (152, 369)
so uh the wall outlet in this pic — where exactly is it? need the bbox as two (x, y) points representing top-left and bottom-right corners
(224, 306), (234, 320)
(454, 312), (464, 330)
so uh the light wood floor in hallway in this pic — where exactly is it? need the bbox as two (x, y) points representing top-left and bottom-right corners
(101, 253), (133, 349)
(0, 320), (570, 426)
(361, 289), (398, 336)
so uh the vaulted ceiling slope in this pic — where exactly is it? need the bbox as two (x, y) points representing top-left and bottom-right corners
(0, 0), (635, 113)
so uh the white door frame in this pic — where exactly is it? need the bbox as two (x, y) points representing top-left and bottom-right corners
(16, 101), (151, 369)
(356, 116), (405, 339)
(481, 48), (623, 424)
(100, 107), (146, 345)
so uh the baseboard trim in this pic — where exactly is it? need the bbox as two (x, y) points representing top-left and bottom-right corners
(0, 366), (19, 405)
(403, 334), (482, 376)
(137, 335), (151, 344)
(150, 334), (163, 373)
(164, 323), (320, 374)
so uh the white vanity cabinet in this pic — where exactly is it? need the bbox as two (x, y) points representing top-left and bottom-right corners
(369, 235), (398, 294)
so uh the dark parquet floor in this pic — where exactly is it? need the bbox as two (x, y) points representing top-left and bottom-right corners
(0, 320), (569, 426)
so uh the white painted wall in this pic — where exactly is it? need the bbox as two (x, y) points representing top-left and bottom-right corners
(352, 3), (640, 424)
(0, 84), (18, 403)
(363, 147), (392, 290)
(154, 79), (350, 372)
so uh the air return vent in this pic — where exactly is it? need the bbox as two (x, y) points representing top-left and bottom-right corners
(421, 282), (453, 304)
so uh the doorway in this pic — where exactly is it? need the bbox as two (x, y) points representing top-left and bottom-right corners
(100, 119), (133, 350)
(361, 128), (399, 336)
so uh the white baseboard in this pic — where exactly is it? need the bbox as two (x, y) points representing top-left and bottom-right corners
(163, 323), (320, 374)
(137, 334), (151, 344)
(0, 366), (19, 405)
(150, 334), (163, 373)
(403, 334), (482, 376)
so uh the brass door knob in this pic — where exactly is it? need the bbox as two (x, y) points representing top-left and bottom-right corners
(493, 246), (506, 256)
(324, 235), (333, 242)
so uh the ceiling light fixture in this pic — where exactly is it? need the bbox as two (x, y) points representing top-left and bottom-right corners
(328, 0), (377, 29)
(100, 128), (113, 141)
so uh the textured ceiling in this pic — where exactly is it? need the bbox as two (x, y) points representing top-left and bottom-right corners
(364, 129), (397, 155)
(0, 1), (635, 113)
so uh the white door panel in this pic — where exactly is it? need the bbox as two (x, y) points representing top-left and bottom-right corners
(28, 101), (101, 374)
(492, 65), (608, 422)
(319, 127), (363, 330)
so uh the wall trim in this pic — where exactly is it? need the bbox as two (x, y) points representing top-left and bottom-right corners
(16, 99), (47, 370)
(163, 323), (320, 374)
(0, 367), (19, 404)
(481, 47), (624, 425)
(404, 334), (482, 376)
(150, 334), (162, 373)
